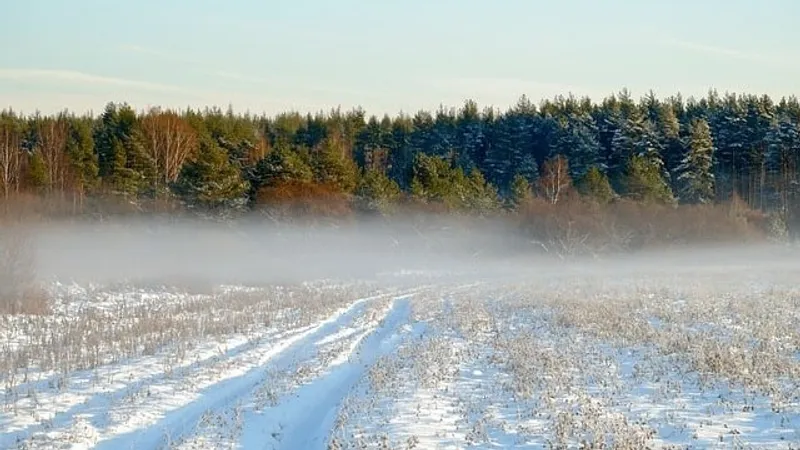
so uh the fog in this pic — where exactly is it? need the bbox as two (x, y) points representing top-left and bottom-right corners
(19, 216), (800, 288)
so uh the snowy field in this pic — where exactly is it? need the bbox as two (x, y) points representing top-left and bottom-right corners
(2, 244), (800, 449)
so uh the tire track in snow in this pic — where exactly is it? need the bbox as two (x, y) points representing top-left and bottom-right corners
(82, 289), (425, 450)
(0, 326), (313, 449)
(238, 294), (426, 450)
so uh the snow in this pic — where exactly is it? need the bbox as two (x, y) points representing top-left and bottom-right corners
(3, 263), (800, 449)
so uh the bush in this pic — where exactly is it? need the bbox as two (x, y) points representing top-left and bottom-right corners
(254, 180), (353, 221)
(516, 196), (766, 257)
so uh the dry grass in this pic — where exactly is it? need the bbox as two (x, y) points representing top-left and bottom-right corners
(0, 282), (376, 410)
(326, 268), (800, 448)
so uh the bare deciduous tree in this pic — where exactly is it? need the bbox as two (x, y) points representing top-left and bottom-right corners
(538, 154), (572, 205)
(35, 115), (71, 194)
(0, 116), (22, 201)
(140, 108), (199, 191)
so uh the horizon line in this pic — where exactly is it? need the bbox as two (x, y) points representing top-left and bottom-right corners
(2, 87), (798, 119)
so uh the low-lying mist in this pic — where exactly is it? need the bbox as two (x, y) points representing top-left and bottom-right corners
(19, 215), (800, 288)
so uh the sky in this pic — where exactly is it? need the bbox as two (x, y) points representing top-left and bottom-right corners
(1, 0), (799, 117)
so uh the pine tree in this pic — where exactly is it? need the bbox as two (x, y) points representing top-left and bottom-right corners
(26, 152), (48, 193)
(611, 106), (671, 199)
(676, 118), (715, 204)
(517, 154), (540, 184)
(354, 168), (401, 215)
(456, 99), (485, 172)
(387, 118), (414, 189)
(311, 138), (359, 193)
(464, 168), (500, 214)
(657, 103), (684, 182)
(508, 173), (533, 210)
(173, 139), (249, 210)
(610, 107), (665, 180)
(94, 103), (155, 198)
(484, 97), (536, 193)
(625, 155), (675, 204)
(550, 114), (603, 179)
(252, 146), (314, 190)
(409, 153), (455, 204)
(708, 95), (747, 200)
(765, 116), (800, 212)
(578, 166), (616, 204)
(65, 116), (99, 204)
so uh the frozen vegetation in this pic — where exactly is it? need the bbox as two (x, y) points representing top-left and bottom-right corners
(1, 223), (799, 449)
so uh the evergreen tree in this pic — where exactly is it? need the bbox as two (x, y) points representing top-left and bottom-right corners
(611, 107), (669, 196)
(456, 99), (485, 172)
(550, 113), (603, 179)
(26, 152), (48, 193)
(656, 103), (685, 182)
(66, 116), (99, 202)
(624, 155), (675, 204)
(484, 96), (537, 193)
(387, 118), (414, 189)
(251, 146), (314, 190)
(173, 139), (249, 210)
(508, 173), (533, 210)
(464, 168), (500, 214)
(578, 166), (616, 204)
(354, 168), (401, 215)
(311, 139), (359, 193)
(354, 115), (387, 170)
(517, 154), (540, 184)
(410, 153), (456, 204)
(765, 116), (800, 212)
(676, 118), (715, 204)
(94, 103), (155, 198)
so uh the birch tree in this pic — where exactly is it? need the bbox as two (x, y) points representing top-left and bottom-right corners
(140, 108), (199, 194)
(538, 154), (572, 205)
(0, 112), (22, 200)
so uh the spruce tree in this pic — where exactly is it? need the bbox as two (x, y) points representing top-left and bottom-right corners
(676, 118), (715, 204)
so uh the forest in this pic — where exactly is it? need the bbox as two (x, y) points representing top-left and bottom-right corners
(1, 88), (799, 247)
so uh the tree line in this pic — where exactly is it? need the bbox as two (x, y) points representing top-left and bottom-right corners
(1, 88), (799, 228)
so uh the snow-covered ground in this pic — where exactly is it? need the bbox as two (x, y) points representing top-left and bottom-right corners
(2, 263), (800, 449)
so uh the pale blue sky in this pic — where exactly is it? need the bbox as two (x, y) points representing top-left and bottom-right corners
(1, 0), (799, 116)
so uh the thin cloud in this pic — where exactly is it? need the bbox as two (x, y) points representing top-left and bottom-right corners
(660, 37), (796, 68)
(121, 45), (261, 84)
(120, 44), (207, 68)
(123, 45), (277, 85)
(123, 44), (375, 99)
(0, 68), (186, 93)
